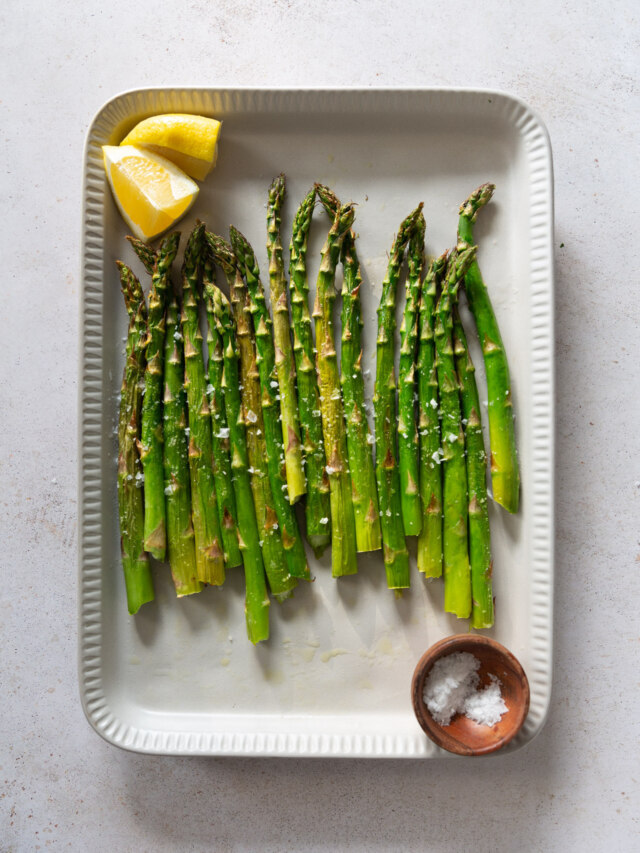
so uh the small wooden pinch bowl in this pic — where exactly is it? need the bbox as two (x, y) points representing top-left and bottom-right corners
(411, 634), (530, 756)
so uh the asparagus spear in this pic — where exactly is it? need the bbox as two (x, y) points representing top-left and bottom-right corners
(435, 243), (477, 618)
(289, 188), (331, 556)
(213, 286), (271, 642)
(398, 211), (426, 536)
(200, 252), (243, 569)
(230, 227), (310, 581)
(116, 263), (154, 614)
(312, 198), (358, 577)
(374, 206), (423, 590)
(458, 184), (520, 513)
(162, 286), (203, 597)
(453, 308), (494, 629)
(128, 232), (179, 561)
(179, 225), (226, 585)
(267, 174), (306, 503)
(416, 251), (449, 577)
(206, 233), (297, 600)
(316, 184), (381, 553)
(340, 231), (383, 552)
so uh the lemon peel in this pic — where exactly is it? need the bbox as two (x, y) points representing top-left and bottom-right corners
(121, 113), (222, 181)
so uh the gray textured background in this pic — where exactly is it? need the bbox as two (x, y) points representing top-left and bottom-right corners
(1, 1), (638, 850)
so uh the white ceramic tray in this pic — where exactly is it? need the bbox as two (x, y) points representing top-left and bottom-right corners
(79, 87), (554, 758)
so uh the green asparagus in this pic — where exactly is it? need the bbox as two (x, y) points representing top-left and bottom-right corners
(267, 174), (306, 504)
(200, 252), (243, 569)
(129, 231), (180, 561)
(213, 286), (271, 642)
(458, 184), (520, 513)
(435, 243), (477, 618)
(312, 197), (358, 577)
(179, 225), (226, 584)
(126, 238), (156, 276)
(288, 188), (331, 555)
(398, 211), (426, 536)
(453, 308), (494, 629)
(374, 206), (423, 590)
(116, 263), (154, 614)
(206, 233), (297, 600)
(316, 184), (381, 553)
(416, 251), (448, 577)
(163, 287), (203, 597)
(230, 227), (310, 581)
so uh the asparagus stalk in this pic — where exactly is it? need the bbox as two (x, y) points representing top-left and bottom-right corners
(162, 286), (203, 597)
(128, 231), (179, 561)
(435, 243), (477, 618)
(416, 251), (449, 577)
(200, 252), (243, 569)
(206, 234), (297, 600)
(312, 198), (358, 577)
(267, 174), (306, 503)
(374, 206), (423, 590)
(289, 188), (331, 556)
(453, 308), (494, 629)
(316, 184), (381, 553)
(398, 211), (426, 536)
(230, 227), (310, 581)
(341, 231), (383, 552)
(179, 225), (226, 584)
(212, 286), (271, 642)
(458, 184), (520, 513)
(116, 263), (154, 614)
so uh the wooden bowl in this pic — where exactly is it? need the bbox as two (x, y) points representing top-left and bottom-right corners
(411, 634), (530, 756)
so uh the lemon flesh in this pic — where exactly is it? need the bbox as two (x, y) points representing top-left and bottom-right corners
(121, 114), (222, 181)
(103, 145), (199, 242)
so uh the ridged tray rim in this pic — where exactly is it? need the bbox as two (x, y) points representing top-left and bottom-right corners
(79, 86), (554, 758)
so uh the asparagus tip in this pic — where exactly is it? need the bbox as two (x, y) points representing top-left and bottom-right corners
(204, 231), (236, 276)
(314, 183), (341, 219)
(459, 183), (495, 221)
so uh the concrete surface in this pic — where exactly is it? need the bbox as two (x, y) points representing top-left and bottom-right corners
(1, 1), (638, 850)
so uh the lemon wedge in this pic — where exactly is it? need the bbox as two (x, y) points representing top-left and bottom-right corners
(102, 145), (199, 242)
(120, 114), (222, 181)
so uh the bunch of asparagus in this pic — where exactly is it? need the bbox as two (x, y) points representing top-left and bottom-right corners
(116, 176), (518, 641)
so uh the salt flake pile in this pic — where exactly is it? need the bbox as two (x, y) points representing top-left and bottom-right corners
(423, 651), (508, 727)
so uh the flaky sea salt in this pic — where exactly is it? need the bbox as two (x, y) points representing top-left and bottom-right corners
(423, 652), (479, 725)
(463, 675), (508, 726)
(423, 651), (508, 727)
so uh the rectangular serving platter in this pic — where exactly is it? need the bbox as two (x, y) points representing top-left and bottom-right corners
(79, 87), (554, 758)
